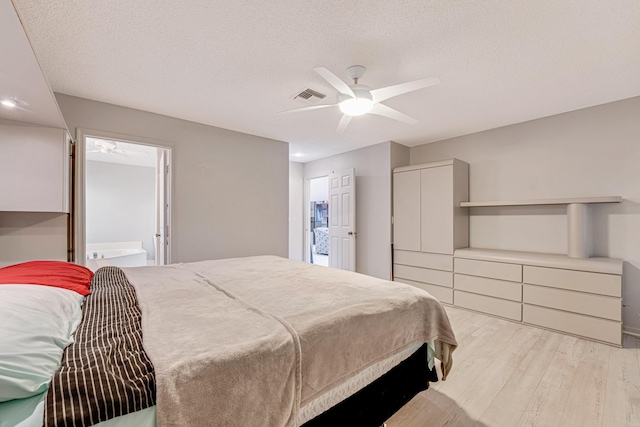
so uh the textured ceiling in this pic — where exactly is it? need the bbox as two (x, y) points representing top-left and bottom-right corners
(12, 0), (640, 162)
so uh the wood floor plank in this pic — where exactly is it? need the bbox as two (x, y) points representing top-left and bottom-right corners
(433, 319), (521, 398)
(516, 335), (586, 427)
(434, 322), (544, 425)
(387, 308), (640, 427)
(558, 340), (610, 427)
(387, 313), (521, 426)
(602, 334), (640, 426)
(476, 329), (564, 426)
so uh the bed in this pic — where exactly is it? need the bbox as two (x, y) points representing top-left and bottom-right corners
(0, 256), (457, 427)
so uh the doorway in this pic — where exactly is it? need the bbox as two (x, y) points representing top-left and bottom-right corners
(76, 130), (171, 270)
(307, 176), (329, 266)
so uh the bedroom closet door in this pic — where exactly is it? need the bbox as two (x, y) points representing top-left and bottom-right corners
(328, 168), (356, 271)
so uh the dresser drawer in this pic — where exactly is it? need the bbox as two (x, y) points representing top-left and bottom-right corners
(454, 258), (522, 282)
(394, 250), (453, 271)
(395, 278), (453, 304)
(455, 274), (522, 302)
(394, 265), (453, 287)
(523, 304), (621, 346)
(523, 284), (621, 321)
(454, 290), (522, 321)
(523, 266), (621, 297)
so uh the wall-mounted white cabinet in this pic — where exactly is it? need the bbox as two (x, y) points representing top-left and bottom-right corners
(0, 124), (70, 213)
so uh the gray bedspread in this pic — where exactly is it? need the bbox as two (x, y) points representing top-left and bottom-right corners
(123, 256), (457, 427)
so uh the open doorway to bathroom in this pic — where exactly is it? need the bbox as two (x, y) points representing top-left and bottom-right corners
(77, 132), (171, 271)
(307, 176), (329, 266)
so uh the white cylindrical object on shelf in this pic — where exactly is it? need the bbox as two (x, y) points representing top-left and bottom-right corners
(567, 203), (588, 258)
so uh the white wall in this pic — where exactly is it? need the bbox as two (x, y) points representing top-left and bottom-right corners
(85, 160), (156, 260)
(309, 176), (328, 202)
(57, 94), (289, 263)
(288, 162), (304, 261)
(304, 141), (395, 280)
(411, 96), (640, 333)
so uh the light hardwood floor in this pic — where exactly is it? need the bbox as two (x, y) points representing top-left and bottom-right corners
(386, 306), (640, 427)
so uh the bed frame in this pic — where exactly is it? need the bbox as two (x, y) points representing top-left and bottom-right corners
(302, 343), (438, 427)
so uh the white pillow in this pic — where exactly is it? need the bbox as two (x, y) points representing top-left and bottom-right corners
(0, 284), (84, 402)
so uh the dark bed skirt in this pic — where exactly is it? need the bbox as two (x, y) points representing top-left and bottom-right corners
(301, 343), (438, 427)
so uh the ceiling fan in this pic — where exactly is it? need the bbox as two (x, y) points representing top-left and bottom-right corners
(87, 139), (148, 157)
(280, 65), (441, 133)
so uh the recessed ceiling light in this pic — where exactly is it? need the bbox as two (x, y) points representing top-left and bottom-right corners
(292, 153), (305, 158)
(1, 99), (17, 108)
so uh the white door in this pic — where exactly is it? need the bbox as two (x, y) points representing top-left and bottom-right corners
(155, 149), (170, 265)
(328, 168), (356, 271)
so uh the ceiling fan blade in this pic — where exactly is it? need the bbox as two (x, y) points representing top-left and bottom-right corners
(369, 103), (418, 125)
(313, 67), (356, 98)
(278, 104), (336, 114)
(115, 149), (147, 156)
(336, 114), (352, 133)
(370, 76), (441, 103)
(93, 139), (117, 150)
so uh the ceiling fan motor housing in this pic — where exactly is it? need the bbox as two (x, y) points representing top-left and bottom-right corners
(346, 65), (366, 81)
(336, 84), (372, 103)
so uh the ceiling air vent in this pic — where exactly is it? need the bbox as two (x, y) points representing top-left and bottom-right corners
(291, 88), (326, 105)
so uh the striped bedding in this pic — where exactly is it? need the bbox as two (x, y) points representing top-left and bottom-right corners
(44, 266), (155, 427)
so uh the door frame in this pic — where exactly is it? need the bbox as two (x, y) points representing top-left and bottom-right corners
(75, 127), (174, 266)
(303, 173), (329, 264)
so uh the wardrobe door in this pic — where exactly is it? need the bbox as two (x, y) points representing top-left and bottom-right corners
(393, 169), (421, 251)
(421, 165), (453, 254)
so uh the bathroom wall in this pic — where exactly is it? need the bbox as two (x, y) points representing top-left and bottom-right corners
(85, 160), (156, 260)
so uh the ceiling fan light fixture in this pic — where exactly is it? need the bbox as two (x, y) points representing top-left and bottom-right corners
(339, 98), (373, 116)
(1, 99), (17, 108)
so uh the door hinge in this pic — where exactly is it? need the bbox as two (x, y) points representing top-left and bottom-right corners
(165, 165), (170, 175)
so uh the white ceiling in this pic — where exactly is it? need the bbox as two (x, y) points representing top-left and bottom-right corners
(86, 137), (158, 168)
(11, 0), (640, 163)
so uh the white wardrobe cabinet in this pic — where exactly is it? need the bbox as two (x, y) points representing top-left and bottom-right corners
(393, 159), (469, 304)
(0, 125), (70, 213)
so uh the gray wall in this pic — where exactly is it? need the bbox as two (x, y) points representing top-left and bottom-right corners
(304, 141), (396, 280)
(411, 96), (640, 334)
(85, 160), (156, 260)
(288, 162), (304, 261)
(57, 94), (289, 263)
(0, 212), (67, 267)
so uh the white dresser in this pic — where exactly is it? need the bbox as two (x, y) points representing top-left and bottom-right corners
(454, 248), (623, 346)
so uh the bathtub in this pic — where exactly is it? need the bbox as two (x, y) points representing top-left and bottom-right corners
(85, 241), (148, 272)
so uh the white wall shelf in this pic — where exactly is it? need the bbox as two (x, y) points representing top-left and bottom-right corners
(460, 196), (622, 259)
(460, 196), (621, 208)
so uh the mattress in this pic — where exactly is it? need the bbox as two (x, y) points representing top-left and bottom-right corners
(0, 342), (427, 427)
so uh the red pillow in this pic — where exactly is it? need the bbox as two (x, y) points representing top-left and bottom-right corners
(0, 261), (93, 296)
